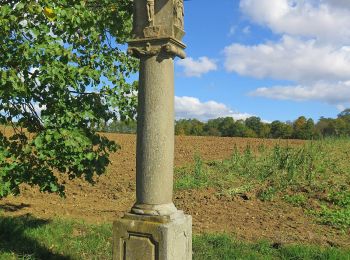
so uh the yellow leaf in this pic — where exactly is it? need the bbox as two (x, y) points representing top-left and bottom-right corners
(43, 7), (55, 20)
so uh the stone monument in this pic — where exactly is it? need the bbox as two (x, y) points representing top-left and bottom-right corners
(112, 0), (192, 259)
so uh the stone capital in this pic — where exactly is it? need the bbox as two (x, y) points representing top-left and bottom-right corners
(127, 37), (186, 59)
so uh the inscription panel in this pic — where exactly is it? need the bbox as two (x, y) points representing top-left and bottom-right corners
(123, 233), (158, 260)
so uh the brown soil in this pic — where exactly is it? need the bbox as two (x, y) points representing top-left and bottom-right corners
(1, 134), (349, 247)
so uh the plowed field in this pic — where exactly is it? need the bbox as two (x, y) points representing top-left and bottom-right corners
(1, 134), (349, 247)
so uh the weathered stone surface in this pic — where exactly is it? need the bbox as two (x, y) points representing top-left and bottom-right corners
(132, 0), (185, 41)
(112, 0), (192, 259)
(127, 38), (186, 59)
(129, 0), (186, 59)
(131, 53), (177, 216)
(124, 234), (157, 260)
(113, 212), (192, 260)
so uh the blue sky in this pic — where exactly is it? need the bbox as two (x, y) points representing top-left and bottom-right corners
(173, 0), (350, 122)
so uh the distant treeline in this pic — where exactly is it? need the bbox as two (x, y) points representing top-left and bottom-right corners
(100, 120), (137, 134)
(100, 109), (350, 140)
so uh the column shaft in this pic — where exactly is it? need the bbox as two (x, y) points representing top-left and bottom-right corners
(132, 54), (176, 216)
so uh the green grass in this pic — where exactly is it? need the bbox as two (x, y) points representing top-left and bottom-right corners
(175, 138), (350, 230)
(175, 153), (209, 190)
(193, 234), (350, 260)
(0, 214), (112, 260)
(283, 194), (307, 207)
(0, 215), (349, 259)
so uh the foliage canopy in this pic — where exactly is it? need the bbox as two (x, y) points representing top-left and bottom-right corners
(0, 0), (138, 197)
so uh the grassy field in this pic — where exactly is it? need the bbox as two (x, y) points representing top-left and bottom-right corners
(0, 215), (349, 260)
(1, 137), (349, 259)
(175, 138), (350, 230)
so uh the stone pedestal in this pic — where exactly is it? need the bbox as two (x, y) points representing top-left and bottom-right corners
(113, 212), (192, 260)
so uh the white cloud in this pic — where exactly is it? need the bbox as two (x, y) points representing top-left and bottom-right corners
(176, 57), (217, 77)
(175, 96), (252, 121)
(221, 0), (350, 108)
(224, 35), (350, 82)
(239, 0), (350, 44)
(336, 104), (346, 112)
(250, 81), (350, 106)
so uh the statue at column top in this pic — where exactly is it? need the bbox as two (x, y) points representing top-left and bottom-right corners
(129, 0), (186, 59)
(146, 0), (155, 26)
(174, 0), (184, 29)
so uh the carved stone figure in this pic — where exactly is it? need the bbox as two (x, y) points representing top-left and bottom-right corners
(174, 0), (184, 29)
(147, 0), (155, 26)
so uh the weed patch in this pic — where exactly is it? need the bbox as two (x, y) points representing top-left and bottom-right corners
(283, 194), (307, 207)
(175, 138), (350, 230)
(175, 154), (209, 190)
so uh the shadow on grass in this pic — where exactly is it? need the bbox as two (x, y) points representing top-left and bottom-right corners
(0, 203), (30, 212)
(0, 214), (70, 259)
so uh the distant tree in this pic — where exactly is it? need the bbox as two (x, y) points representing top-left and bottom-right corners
(218, 117), (235, 137)
(175, 119), (191, 135)
(204, 118), (225, 136)
(176, 113), (348, 140)
(243, 128), (257, 138)
(292, 117), (316, 139)
(293, 116), (307, 139)
(231, 120), (248, 137)
(284, 122), (293, 138)
(106, 120), (137, 134)
(305, 118), (316, 139)
(245, 116), (262, 137)
(259, 123), (271, 138)
(270, 120), (292, 139)
(316, 117), (336, 137)
(189, 119), (205, 136)
(203, 126), (221, 136)
(270, 121), (281, 138)
(337, 109), (350, 136)
(338, 108), (350, 122)
(334, 118), (349, 136)
(175, 119), (204, 136)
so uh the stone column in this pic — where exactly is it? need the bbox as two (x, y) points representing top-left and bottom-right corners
(113, 0), (192, 259)
(132, 54), (177, 216)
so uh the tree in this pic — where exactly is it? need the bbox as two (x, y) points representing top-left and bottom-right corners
(231, 120), (248, 137)
(175, 119), (204, 136)
(105, 120), (137, 134)
(293, 116), (307, 139)
(333, 118), (349, 136)
(337, 109), (350, 136)
(292, 116), (316, 139)
(270, 121), (282, 138)
(270, 120), (290, 139)
(259, 123), (271, 138)
(218, 117), (235, 137)
(245, 116), (262, 137)
(204, 118), (225, 136)
(0, 1), (137, 198)
(175, 119), (190, 136)
(337, 108), (350, 122)
(316, 117), (336, 137)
